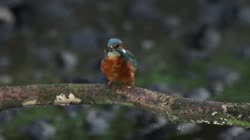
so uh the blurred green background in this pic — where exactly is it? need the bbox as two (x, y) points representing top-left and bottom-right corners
(0, 0), (249, 140)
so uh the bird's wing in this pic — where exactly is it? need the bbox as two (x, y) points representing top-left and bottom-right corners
(116, 48), (137, 69)
(125, 50), (137, 69)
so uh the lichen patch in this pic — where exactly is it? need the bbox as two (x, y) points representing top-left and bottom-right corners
(22, 99), (37, 106)
(222, 105), (227, 112)
(212, 112), (218, 116)
(196, 120), (211, 124)
(54, 93), (81, 105)
(213, 120), (227, 125)
(213, 121), (220, 125)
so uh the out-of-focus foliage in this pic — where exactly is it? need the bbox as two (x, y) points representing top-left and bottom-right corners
(0, 0), (250, 140)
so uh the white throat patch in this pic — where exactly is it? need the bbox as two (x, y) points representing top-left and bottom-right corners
(108, 49), (126, 57)
(108, 51), (120, 57)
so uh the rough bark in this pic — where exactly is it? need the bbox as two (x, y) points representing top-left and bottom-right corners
(0, 84), (249, 128)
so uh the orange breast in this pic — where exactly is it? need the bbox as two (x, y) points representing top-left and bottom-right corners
(101, 56), (135, 85)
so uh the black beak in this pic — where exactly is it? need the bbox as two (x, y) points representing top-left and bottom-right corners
(106, 46), (115, 52)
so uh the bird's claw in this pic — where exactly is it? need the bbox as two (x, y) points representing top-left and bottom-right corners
(107, 81), (113, 88)
(120, 84), (134, 89)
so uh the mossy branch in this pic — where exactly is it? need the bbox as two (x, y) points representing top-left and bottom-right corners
(0, 84), (250, 128)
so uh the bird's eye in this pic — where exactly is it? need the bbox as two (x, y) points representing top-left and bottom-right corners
(113, 45), (119, 49)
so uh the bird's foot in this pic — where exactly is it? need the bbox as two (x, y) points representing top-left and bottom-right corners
(120, 84), (134, 89)
(107, 81), (113, 88)
(107, 81), (117, 92)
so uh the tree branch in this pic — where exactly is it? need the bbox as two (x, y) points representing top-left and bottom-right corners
(0, 84), (249, 128)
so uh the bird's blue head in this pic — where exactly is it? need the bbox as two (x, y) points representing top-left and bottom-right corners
(107, 38), (123, 49)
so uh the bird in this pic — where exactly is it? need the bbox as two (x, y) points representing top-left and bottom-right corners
(101, 38), (137, 88)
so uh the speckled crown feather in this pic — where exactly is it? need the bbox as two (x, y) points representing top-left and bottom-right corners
(107, 38), (123, 47)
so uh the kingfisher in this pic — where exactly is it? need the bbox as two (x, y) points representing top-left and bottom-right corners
(101, 38), (137, 88)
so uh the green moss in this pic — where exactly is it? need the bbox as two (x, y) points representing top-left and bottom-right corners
(228, 118), (250, 128)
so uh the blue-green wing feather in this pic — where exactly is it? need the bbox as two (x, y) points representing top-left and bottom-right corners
(126, 50), (137, 69)
(116, 49), (137, 69)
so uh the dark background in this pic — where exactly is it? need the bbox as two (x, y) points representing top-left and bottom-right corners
(0, 0), (249, 139)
